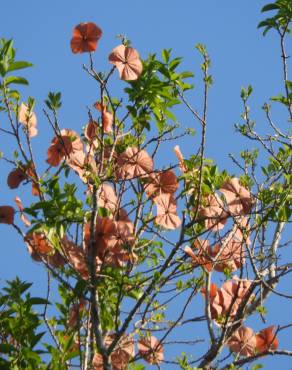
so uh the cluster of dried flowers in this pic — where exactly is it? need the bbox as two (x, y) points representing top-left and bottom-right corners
(92, 334), (163, 369)
(70, 22), (143, 81)
(0, 20), (284, 368)
(176, 146), (280, 357)
(0, 24), (174, 368)
(67, 301), (164, 368)
(227, 325), (279, 356)
(185, 178), (252, 274)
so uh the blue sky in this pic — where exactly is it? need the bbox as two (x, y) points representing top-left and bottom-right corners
(0, 1), (291, 368)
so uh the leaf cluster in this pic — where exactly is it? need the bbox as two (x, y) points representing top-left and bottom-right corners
(258, 0), (292, 34)
(0, 278), (48, 369)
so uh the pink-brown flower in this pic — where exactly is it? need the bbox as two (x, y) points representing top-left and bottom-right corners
(67, 150), (88, 182)
(109, 44), (143, 81)
(138, 336), (164, 365)
(84, 217), (117, 255)
(199, 194), (228, 232)
(117, 147), (153, 180)
(154, 193), (181, 230)
(220, 178), (253, 216)
(184, 240), (214, 272)
(202, 278), (253, 320)
(46, 129), (83, 167)
(144, 169), (179, 198)
(62, 237), (90, 280)
(185, 239), (245, 273)
(46, 251), (66, 268)
(25, 232), (53, 262)
(98, 183), (118, 212)
(255, 326), (279, 353)
(105, 220), (135, 267)
(93, 334), (134, 370)
(213, 240), (245, 272)
(114, 220), (135, 248)
(227, 326), (256, 356)
(70, 22), (102, 54)
(205, 278), (253, 321)
(116, 208), (131, 222)
(84, 216), (134, 268)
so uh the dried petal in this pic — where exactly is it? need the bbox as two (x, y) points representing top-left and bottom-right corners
(14, 197), (31, 227)
(173, 145), (186, 172)
(68, 298), (87, 327)
(0, 206), (15, 225)
(18, 103), (38, 138)
(47, 251), (66, 268)
(94, 101), (113, 133)
(7, 168), (27, 189)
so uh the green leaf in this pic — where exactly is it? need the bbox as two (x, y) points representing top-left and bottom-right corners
(180, 71), (194, 79)
(7, 61), (33, 72)
(126, 288), (143, 300)
(31, 331), (46, 348)
(286, 80), (292, 92)
(257, 20), (273, 29)
(169, 58), (181, 71)
(7, 89), (20, 100)
(0, 359), (9, 370)
(1, 39), (14, 57)
(0, 343), (15, 353)
(45, 91), (62, 111)
(165, 109), (176, 121)
(64, 350), (79, 361)
(128, 364), (145, 370)
(161, 49), (171, 63)
(63, 334), (75, 353)
(5, 76), (29, 86)
(0, 61), (8, 77)
(261, 3), (280, 12)
(22, 347), (41, 363)
(270, 94), (289, 105)
(252, 364), (263, 370)
(27, 297), (50, 305)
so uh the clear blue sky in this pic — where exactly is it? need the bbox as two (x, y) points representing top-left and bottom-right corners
(0, 1), (291, 368)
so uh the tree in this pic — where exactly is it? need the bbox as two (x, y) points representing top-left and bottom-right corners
(0, 1), (291, 369)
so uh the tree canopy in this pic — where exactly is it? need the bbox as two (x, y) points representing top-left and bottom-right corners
(0, 1), (291, 369)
